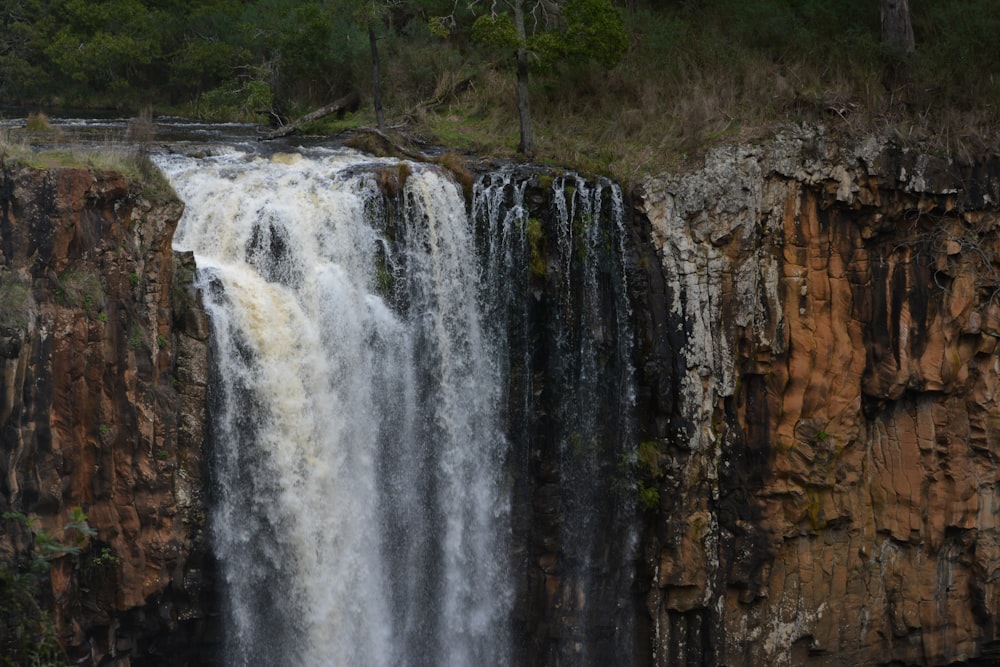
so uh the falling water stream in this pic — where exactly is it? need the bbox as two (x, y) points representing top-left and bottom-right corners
(155, 146), (639, 666)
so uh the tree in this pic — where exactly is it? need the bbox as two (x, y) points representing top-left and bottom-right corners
(353, 0), (401, 131)
(471, 0), (628, 156)
(880, 0), (914, 95)
(0, 0), (47, 102)
(43, 0), (163, 94)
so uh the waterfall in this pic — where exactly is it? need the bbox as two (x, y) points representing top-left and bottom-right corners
(474, 172), (639, 665)
(156, 148), (639, 666)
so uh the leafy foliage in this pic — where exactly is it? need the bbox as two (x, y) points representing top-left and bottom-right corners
(472, 0), (628, 70)
(471, 13), (520, 50)
(0, 508), (96, 666)
(3, 508), (97, 572)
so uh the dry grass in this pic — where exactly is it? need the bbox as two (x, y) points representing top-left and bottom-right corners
(1, 112), (175, 202)
(403, 53), (1000, 187)
(25, 112), (53, 132)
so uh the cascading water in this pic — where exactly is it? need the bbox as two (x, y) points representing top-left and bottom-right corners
(474, 172), (639, 665)
(155, 147), (641, 666)
(158, 149), (510, 666)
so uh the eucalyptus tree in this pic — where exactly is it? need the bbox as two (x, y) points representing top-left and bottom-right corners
(470, 0), (628, 155)
(880, 0), (914, 93)
(353, 0), (405, 130)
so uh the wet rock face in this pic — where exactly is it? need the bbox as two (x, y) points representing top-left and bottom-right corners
(637, 126), (1000, 666)
(0, 167), (215, 665)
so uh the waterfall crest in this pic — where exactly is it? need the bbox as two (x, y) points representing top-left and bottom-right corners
(156, 148), (640, 666)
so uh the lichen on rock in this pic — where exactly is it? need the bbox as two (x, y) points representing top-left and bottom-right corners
(638, 124), (1000, 666)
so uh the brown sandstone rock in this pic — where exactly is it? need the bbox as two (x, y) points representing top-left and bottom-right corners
(0, 165), (213, 665)
(638, 126), (1000, 666)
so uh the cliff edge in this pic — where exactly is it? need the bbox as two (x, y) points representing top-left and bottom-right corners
(0, 165), (214, 665)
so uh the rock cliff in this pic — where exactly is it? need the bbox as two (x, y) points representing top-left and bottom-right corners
(6, 127), (1000, 667)
(0, 165), (215, 665)
(636, 126), (1000, 666)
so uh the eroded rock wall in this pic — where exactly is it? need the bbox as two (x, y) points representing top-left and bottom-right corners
(638, 126), (1000, 666)
(0, 166), (214, 665)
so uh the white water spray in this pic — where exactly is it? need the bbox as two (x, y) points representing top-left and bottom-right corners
(157, 149), (511, 666)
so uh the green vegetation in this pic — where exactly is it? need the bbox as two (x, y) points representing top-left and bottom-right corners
(0, 275), (32, 329)
(24, 112), (53, 133)
(56, 268), (103, 311)
(637, 481), (660, 511)
(87, 546), (118, 569)
(526, 217), (546, 279)
(0, 508), (96, 665)
(0, 566), (67, 667)
(1, 1), (998, 181)
(128, 326), (143, 349)
(0, 127), (174, 201)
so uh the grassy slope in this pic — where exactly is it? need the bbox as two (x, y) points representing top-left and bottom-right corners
(334, 0), (1000, 186)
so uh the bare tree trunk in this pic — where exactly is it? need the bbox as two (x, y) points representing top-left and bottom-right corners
(513, 0), (534, 156)
(880, 0), (915, 97)
(369, 24), (386, 131)
(880, 0), (915, 53)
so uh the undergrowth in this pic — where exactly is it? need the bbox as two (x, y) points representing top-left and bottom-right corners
(371, 0), (1000, 185)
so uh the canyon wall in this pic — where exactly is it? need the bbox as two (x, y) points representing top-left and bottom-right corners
(0, 166), (215, 665)
(5, 127), (1000, 667)
(637, 126), (1000, 666)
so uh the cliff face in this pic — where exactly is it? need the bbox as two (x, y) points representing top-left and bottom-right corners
(637, 126), (1000, 666)
(7, 130), (1000, 667)
(0, 166), (214, 665)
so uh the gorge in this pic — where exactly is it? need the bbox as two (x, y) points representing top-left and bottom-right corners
(2, 124), (1000, 666)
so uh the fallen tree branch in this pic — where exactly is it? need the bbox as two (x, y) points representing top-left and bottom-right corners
(344, 127), (429, 161)
(410, 75), (475, 116)
(259, 91), (360, 140)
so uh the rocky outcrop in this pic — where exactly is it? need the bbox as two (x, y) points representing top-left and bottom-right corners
(637, 126), (1000, 666)
(0, 166), (215, 665)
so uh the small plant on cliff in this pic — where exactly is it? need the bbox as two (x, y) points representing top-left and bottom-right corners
(637, 481), (660, 511)
(3, 508), (97, 570)
(0, 507), (95, 666)
(0, 276), (32, 329)
(90, 546), (118, 568)
(526, 217), (546, 279)
(0, 565), (67, 667)
(128, 326), (143, 350)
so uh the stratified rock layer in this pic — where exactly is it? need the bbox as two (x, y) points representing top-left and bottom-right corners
(637, 126), (1000, 666)
(0, 166), (214, 665)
